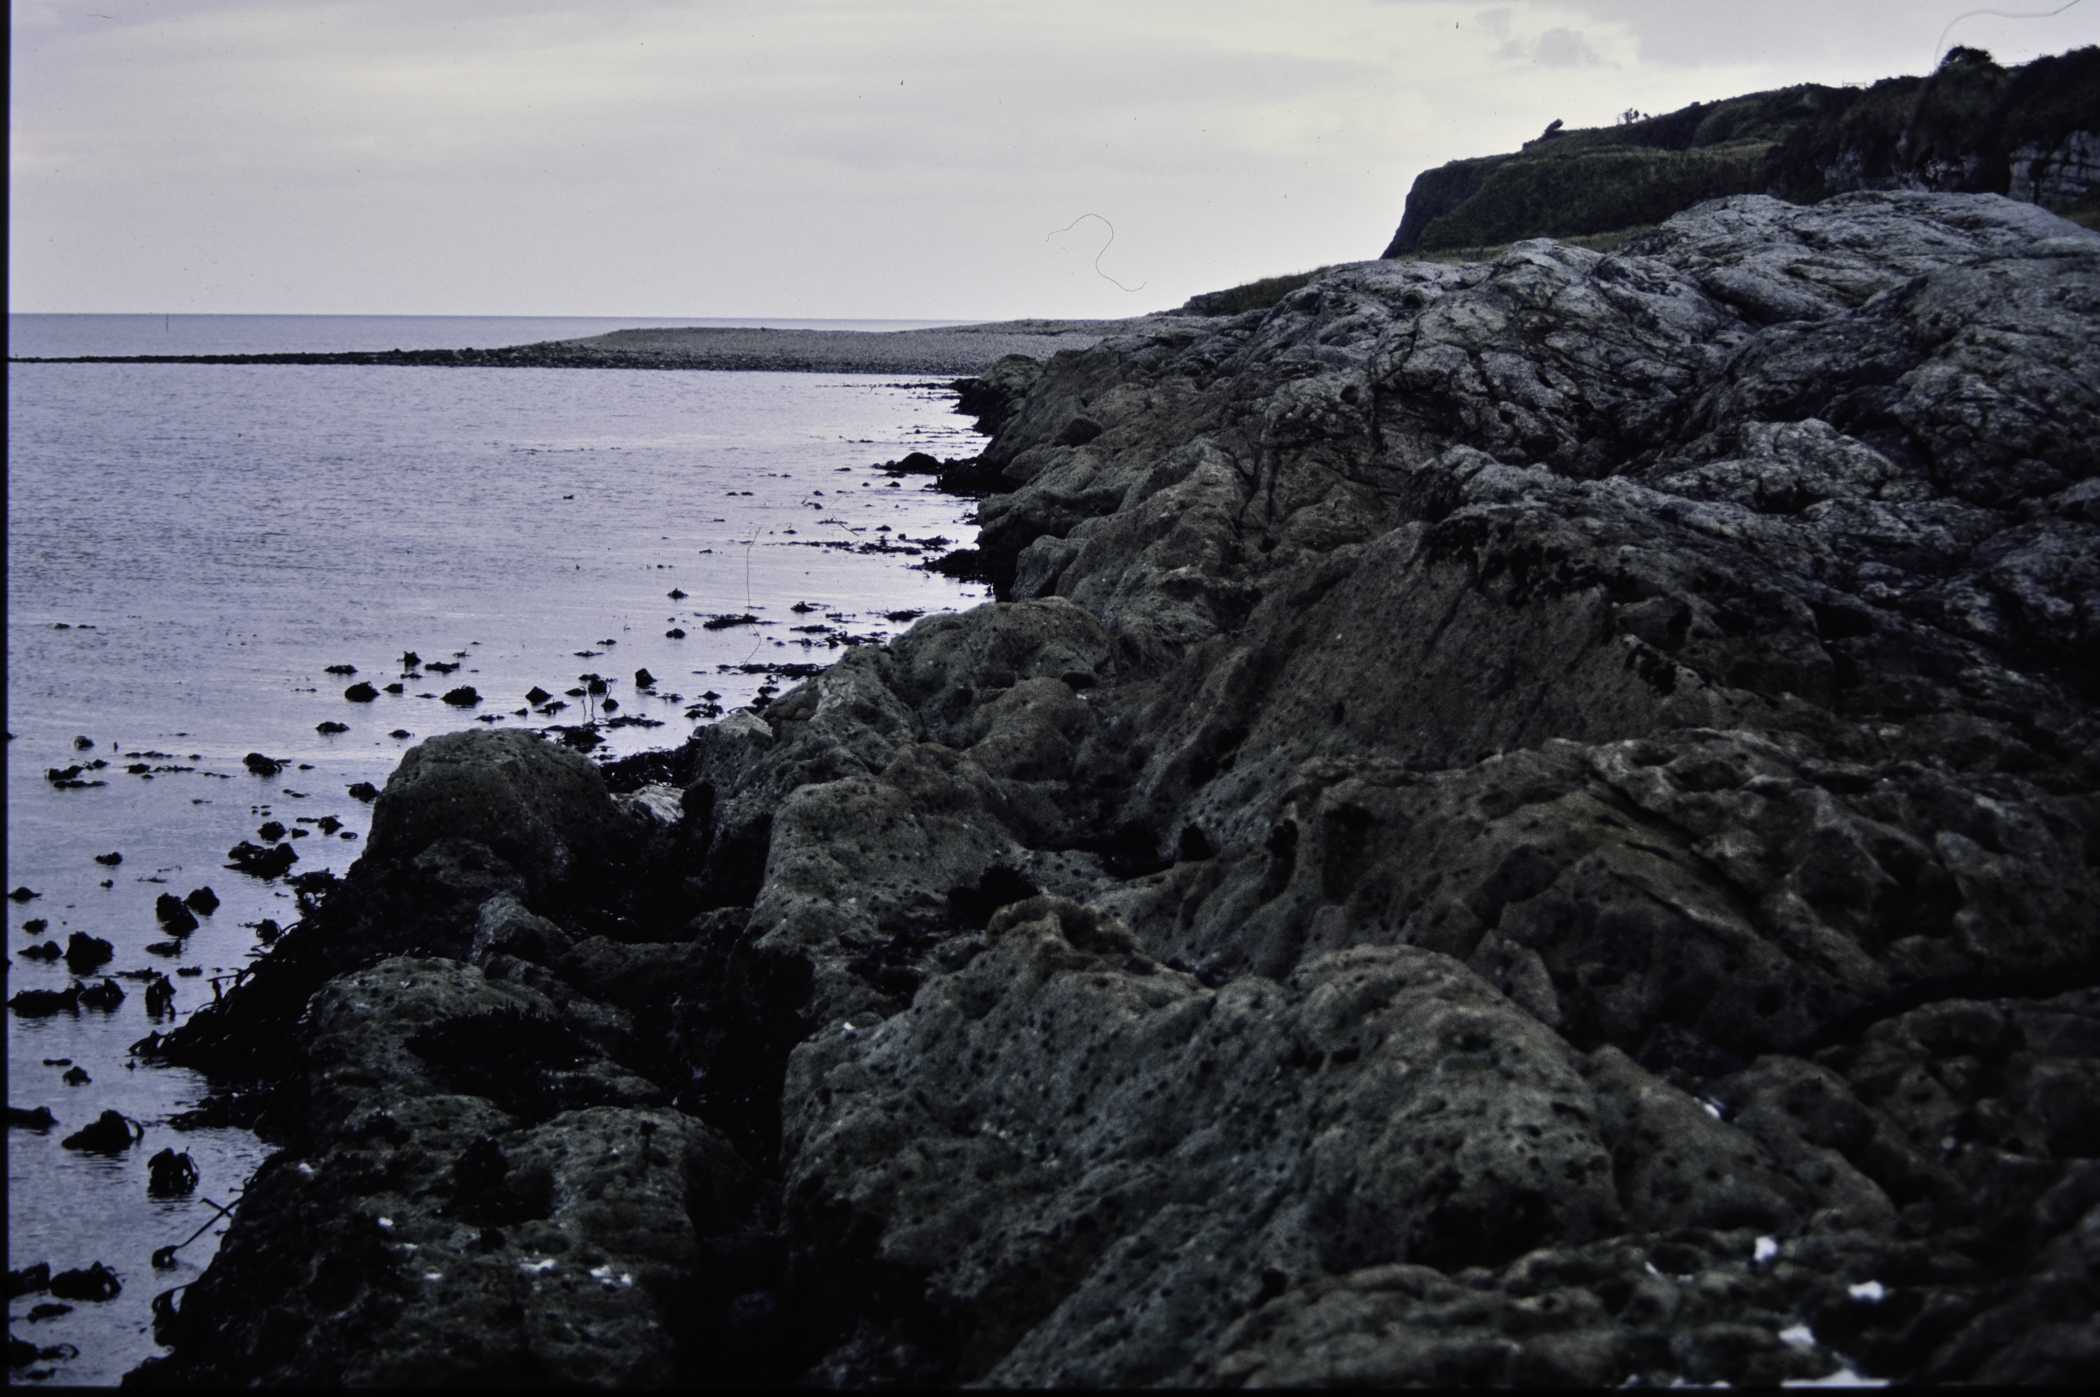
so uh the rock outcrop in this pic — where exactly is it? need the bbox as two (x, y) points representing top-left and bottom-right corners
(139, 192), (2099, 1387)
(1382, 45), (2099, 257)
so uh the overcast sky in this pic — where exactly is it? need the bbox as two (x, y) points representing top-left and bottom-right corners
(11, 0), (2097, 319)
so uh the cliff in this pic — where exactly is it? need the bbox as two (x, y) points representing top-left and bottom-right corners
(1382, 46), (2100, 257)
(134, 191), (2100, 1387)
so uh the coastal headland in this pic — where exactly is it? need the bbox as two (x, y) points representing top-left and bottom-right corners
(114, 188), (2100, 1388)
(6, 318), (1214, 377)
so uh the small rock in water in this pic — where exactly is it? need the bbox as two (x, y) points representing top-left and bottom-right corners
(77, 977), (125, 1010)
(27, 1302), (72, 1321)
(323, 664), (357, 675)
(665, 628), (686, 638)
(64, 932), (115, 972)
(389, 728), (412, 738)
(184, 886), (220, 914)
(634, 668), (656, 688)
(315, 816), (342, 834)
(7, 1107), (58, 1130)
(93, 851), (123, 866)
(401, 651), (421, 668)
(60, 1111), (142, 1155)
(225, 840), (298, 879)
(316, 721), (350, 735)
(347, 782), (380, 802)
(22, 918), (49, 934)
(257, 821), (287, 843)
(146, 1147), (199, 1195)
(176, 965), (203, 977)
(385, 683), (406, 694)
(243, 752), (284, 776)
(8, 983), (79, 1014)
(145, 975), (176, 1017)
(155, 893), (200, 933)
(442, 686), (481, 707)
(668, 587), (687, 599)
(62, 1066), (91, 1085)
(10, 887), (42, 902)
(252, 917), (283, 943)
(47, 1261), (123, 1300)
(72, 736), (94, 750)
(20, 940), (62, 961)
(343, 682), (379, 702)
(143, 940), (182, 957)
(525, 686), (552, 704)
(601, 698), (620, 713)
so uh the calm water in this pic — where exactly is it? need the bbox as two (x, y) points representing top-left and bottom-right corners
(6, 315), (992, 1384)
(7, 313), (980, 359)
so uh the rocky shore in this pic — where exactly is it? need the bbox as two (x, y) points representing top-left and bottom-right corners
(8, 318), (1209, 377)
(129, 191), (2098, 1387)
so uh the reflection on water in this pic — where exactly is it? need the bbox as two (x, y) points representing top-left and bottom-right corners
(7, 354), (991, 1383)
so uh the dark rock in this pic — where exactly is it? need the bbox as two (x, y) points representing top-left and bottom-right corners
(22, 918), (47, 933)
(242, 752), (283, 776)
(9, 1264), (51, 1296)
(347, 781), (380, 802)
(155, 893), (200, 933)
(184, 886), (220, 914)
(384, 682), (405, 694)
(76, 978), (124, 1010)
(666, 627), (687, 638)
(9, 887), (40, 902)
(47, 1262), (122, 1301)
(7, 1108), (57, 1130)
(343, 682), (379, 702)
(64, 932), (114, 972)
(26, 1303), (72, 1321)
(143, 940), (182, 956)
(93, 851), (122, 866)
(324, 664), (357, 675)
(525, 686), (552, 704)
(18, 941), (62, 961)
(61, 1111), (142, 1154)
(315, 721), (350, 735)
(256, 821), (286, 843)
(634, 668), (655, 688)
(145, 975), (176, 1017)
(146, 1148), (199, 1194)
(703, 613), (760, 630)
(668, 587), (687, 599)
(8, 984), (78, 1015)
(61, 1066), (91, 1085)
(73, 735), (94, 749)
(442, 686), (481, 706)
(224, 840), (298, 880)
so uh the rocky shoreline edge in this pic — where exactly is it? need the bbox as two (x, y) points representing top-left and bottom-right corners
(119, 192), (2097, 1387)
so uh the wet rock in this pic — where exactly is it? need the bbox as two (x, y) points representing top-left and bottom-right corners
(442, 686), (482, 707)
(316, 721), (350, 735)
(77, 978), (125, 1010)
(10, 887), (41, 902)
(64, 932), (114, 972)
(62, 1111), (142, 1153)
(22, 918), (47, 933)
(525, 686), (551, 705)
(347, 781), (380, 802)
(184, 886), (220, 914)
(73, 735), (95, 749)
(242, 752), (284, 776)
(155, 893), (200, 933)
(48, 1262), (122, 1301)
(93, 851), (122, 866)
(20, 941), (62, 962)
(147, 1148), (200, 1194)
(7, 1108), (57, 1130)
(634, 668), (656, 688)
(343, 682), (380, 702)
(257, 821), (286, 843)
(325, 664), (358, 675)
(224, 840), (298, 880)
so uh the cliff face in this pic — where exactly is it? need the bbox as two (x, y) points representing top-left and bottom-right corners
(142, 193), (2100, 1388)
(1382, 46), (2100, 256)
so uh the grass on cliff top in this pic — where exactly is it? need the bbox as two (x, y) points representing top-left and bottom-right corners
(1408, 225), (1655, 266)
(1178, 268), (1337, 316)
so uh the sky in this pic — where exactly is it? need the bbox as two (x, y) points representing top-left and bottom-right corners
(11, 0), (2099, 320)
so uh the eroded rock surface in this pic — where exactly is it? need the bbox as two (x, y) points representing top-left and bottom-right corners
(141, 193), (2098, 1387)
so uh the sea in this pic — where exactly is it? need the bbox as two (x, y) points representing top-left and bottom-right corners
(5, 313), (996, 1384)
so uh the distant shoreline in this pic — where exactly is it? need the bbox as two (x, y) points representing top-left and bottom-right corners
(8, 315), (1216, 376)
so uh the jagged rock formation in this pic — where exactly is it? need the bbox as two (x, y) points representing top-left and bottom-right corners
(139, 192), (2099, 1387)
(1382, 46), (2100, 256)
